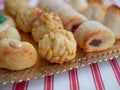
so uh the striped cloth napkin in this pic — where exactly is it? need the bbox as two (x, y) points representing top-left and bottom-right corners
(0, 0), (120, 90)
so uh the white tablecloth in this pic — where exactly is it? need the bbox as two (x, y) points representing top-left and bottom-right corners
(0, 0), (120, 90)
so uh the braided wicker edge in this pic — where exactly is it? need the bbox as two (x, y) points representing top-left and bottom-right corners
(1, 48), (120, 85)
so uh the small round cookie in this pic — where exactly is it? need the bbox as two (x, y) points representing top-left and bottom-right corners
(104, 5), (120, 39)
(38, 30), (77, 64)
(32, 12), (64, 42)
(0, 39), (37, 71)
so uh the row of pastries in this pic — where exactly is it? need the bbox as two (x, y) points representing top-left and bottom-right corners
(0, 0), (119, 70)
(67, 0), (120, 40)
(0, 14), (37, 70)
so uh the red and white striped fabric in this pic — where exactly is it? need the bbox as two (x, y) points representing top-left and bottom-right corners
(0, 58), (120, 90)
(0, 0), (120, 90)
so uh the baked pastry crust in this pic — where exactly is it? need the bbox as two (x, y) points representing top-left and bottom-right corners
(4, 0), (30, 17)
(38, 30), (77, 64)
(0, 25), (21, 40)
(83, 2), (106, 22)
(74, 21), (115, 52)
(0, 39), (37, 70)
(16, 7), (43, 33)
(5, 15), (16, 27)
(38, 0), (88, 31)
(32, 12), (64, 42)
(67, 0), (88, 13)
(104, 5), (120, 39)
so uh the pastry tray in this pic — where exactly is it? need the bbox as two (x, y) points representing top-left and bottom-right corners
(0, 31), (120, 85)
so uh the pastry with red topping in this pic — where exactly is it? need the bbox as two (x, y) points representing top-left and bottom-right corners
(74, 21), (115, 52)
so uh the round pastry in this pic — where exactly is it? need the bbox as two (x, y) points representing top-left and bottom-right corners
(83, 0), (106, 22)
(74, 21), (115, 52)
(67, 0), (88, 13)
(104, 5), (120, 39)
(16, 7), (43, 33)
(32, 12), (64, 42)
(38, 30), (77, 64)
(0, 39), (37, 70)
(4, 0), (31, 18)
(0, 14), (20, 40)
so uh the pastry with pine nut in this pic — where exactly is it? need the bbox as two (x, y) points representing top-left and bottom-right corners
(38, 30), (77, 64)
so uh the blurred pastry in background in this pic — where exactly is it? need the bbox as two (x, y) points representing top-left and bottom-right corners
(83, 0), (106, 22)
(104, 5), (120, 40)
(4, 0), (64, 35)
(4, 0), (35, 33)
(38, 30), (77, 64)
(74, 21), (115, 52)
(67, 0), (88, 13)
(4, 0), (31, 18)
(38, 0), (88, 31)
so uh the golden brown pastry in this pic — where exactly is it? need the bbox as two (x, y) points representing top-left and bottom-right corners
(0, 39), (37, 70)
(4, 0), (36, 33)
(38, 30), (77, 64)
(16, 7), (43, 33)
(0, 14), (20, 40)
(67, 0), (88, 13)
(74, 21), (115, 52)
(32, 12), (63, 42)
(38, 0), (88, 31)
(83, 0), (106, 22)
(4, 0), (31, 18)
(104, 5), (120, 39)
(4, 0), (64, 34)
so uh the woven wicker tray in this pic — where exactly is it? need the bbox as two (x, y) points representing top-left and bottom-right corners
(0, 31), (120, 85)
